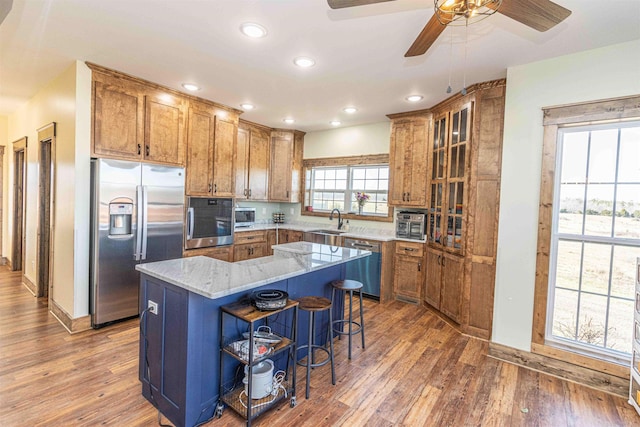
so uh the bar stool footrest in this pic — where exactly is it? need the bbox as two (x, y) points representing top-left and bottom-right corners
(332, 319), (362, 336)
(296, 345), (332, 369)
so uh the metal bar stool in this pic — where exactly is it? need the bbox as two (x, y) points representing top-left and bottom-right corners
(330, 280), (365, 360)
(296, 296), (335, 399)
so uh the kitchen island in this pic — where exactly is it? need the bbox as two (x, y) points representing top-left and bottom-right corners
(135, 242), (370, 427)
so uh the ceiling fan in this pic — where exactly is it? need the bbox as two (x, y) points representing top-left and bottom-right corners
(327, 0), (572, 57)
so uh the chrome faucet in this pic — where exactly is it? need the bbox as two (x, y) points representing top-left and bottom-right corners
(329, 208), (343, 230)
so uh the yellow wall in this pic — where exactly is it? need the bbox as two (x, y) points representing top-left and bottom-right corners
(0, 115), (7, 260)
(5, 61), (91, 318)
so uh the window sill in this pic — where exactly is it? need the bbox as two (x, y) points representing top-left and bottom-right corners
(301, 210), (393, 223)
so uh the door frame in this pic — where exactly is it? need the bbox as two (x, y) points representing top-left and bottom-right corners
(36, 123), (56, 300)
(11, 136), (27, 273)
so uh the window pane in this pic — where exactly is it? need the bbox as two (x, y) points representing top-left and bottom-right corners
(558, 183), (585, 234)
(576, 293), (608, 347)
(607, 297), (632, 353)
(365, 180), (378, 191)
(352, 179), (364, 190)
(618, 127), (640, 182)
(352, 169), (365, 179)
(584, 184), (614, 237)
(336, 169), (348, 180)
(365, 168), (378, 179)
(551, 288), (579, 339)
(555, 240), (582, 291)
(581, 243), (611, 295)
(588, 129), (618, 183)
(336, 180), (347, 190)
(379, 168), (389, 179)
(325, 169), (336, 180)
(611, 245), (640, 299)
(615, 184), (640, 238)
(561, 131), (589, 183)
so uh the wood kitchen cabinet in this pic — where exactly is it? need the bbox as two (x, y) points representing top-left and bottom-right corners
(387, 116), (429, 207)
(235, 120), (270, 201)
(269, 130), (304, 202)
(393, 241), (425, 303)
(91, 66), (187, 166)
(424, 247), (464, 323)
(183, 246), (232, 262)
(186, 100), (238, 197)
(278, 229), (304, 244)
(233, 230), (268, 261)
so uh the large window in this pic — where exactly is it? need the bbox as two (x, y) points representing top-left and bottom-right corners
(302, 155), (391, 220)
(547, 121), (640, 362)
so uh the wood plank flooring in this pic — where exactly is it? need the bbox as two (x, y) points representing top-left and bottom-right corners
(0, 267), (637, 426)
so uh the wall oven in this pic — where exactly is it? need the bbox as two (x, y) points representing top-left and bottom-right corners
(234, 207), (256, 228)
(185, 197), (234, 249)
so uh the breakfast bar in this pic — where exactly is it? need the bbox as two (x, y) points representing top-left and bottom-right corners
(135, 242), (370, 427)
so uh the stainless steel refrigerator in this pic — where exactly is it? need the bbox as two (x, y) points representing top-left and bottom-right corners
(90, 158), (185, 328)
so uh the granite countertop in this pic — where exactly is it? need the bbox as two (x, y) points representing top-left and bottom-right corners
(136, 242), (370, 299)
(234, 223), (405, 242)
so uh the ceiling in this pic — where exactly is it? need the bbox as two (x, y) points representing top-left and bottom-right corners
(1, 0), (639, 132)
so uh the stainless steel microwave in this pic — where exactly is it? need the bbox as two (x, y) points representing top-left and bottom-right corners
(234, 207), (256, 228)
(185, 197), (234, 249)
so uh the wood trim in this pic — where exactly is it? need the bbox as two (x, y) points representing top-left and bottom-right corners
(303, 154), (389, 168)
(542, 94), (640, 125)
(301, 209), (394, 223)
(36, 123), (56, 300)
(531, 342), (629, 379)
(488, 342), (629, 398)
(22, 274), (36, 296)
(12, 137), (27, 273)
(239, 118), (273, 133)
(386, 79), (506, 119)
(49, 299), (92, 334)
(86, 62), (243, 115)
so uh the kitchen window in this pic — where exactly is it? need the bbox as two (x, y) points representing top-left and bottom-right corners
(534, 95), (640, 373)
(547, 122), (640, 363)
(302, 154), (392, 221)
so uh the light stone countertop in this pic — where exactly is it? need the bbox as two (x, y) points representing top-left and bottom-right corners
(234, 222), (403, 242)
(136, 242), (370, 299)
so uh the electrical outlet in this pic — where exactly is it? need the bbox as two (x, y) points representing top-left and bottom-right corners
(148, 300), (158, 315)
(290, 208), (294, 215)
(262, 207), (266, 214)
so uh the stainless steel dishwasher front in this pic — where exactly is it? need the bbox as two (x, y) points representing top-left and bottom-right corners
(343, 238), (382, 300)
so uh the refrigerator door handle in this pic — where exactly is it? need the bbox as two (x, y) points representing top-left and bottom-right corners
(135, 185), (143, 261)
(187, 207), (194, 240)
(141, 186), (149, 260)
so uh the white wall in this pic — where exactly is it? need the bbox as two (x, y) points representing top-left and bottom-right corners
(493, 39), (640, 350)
(0, 115), (7, 260)
(5, 61), (91, 318)
(304, 121), (390, 158)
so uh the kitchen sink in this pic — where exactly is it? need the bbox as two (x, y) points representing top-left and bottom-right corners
(307, 229), (347, 235)
(303, 229), (345, 246)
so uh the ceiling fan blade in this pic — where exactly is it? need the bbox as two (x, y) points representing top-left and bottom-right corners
(328, 0), (396, 9)
(405, 14), (451, 57)
(492, 0), (572, 32)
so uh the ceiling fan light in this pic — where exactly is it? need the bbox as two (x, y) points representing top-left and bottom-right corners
(434, 0), (501, 25)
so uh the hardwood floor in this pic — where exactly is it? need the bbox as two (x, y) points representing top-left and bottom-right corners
(0, 266), (637, 426)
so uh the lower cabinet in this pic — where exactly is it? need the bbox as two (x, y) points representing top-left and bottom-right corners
(183, 246), (232, 262)
(393, 241), (425, 303)
(279, 229), (303, 244)
(424, 247), (464, 323)
(233, 229), (268, 261)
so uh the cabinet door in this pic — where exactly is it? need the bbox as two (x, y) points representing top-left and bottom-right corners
(235, 127), (250, 199)
(248, 128), (270, 201)
(389, 121), (410, 205)
(406, 119), (428, 206)
(144, 92), (186, 166)
(440, 253), (464, 323)
(185, 107), (214, 196)
(267, 230), (277, 254)
(233, 244), (252, 262)
(269, 132), (293, 201)
(393, 254), (423, 302)
(212, 117), (236, 196)
(93, 80), (143, 160)
(289, 230), (303, 242)
(424, 249), (442, 309)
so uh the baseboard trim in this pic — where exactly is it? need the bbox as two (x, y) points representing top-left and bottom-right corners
(488, 342), (629, 398)
(22, 274), (37, 296)
(49, 300), (92, 334)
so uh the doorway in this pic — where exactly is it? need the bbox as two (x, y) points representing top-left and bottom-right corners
(12, 137), (27, 272)
(36, 123), (55, 299)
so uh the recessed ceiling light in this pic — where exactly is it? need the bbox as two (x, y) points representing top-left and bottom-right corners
(330, 120), (341, 126)
(240, 103), (255, 110)
(240, 22), (267, 38)
(343, 106), (357, 114)
(406, 95), (423, 102)
(293, 57), (315, 68)
(283, 118), (295, 124)
(182, 83), (200, 91)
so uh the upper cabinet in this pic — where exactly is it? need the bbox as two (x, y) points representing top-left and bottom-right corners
(269, 130), (304, 203)
(93, 74), (145, 160)
(387, 116), (430, 207)
(185, 101), (238, 197)
(236, 120), (270, 201)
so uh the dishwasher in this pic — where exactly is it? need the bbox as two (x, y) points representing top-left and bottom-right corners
(343, 238), (382, 300)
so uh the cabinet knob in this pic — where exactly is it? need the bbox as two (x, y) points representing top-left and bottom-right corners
(407, 192), (410, 201)
(137, 144), (141, 155)
(145, 145), (150, 156)
(208, 183), (212, 192)
(442, 257), (446, 267)
(418, 262), (422, 272)
(214, 184), (217, 193)
(249, 189), (252, 197)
